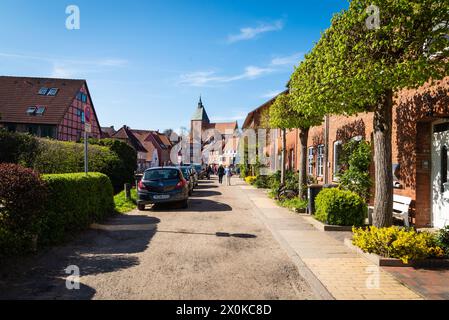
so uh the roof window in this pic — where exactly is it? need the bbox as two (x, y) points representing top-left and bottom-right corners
(47, 88), (59, 96)
(38, 87), (48, 95)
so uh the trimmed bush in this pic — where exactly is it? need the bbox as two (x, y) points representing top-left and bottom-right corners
(0, 131), (135, 194)
(40, 173), (114, 244)
(0, 130), (39, 167)
(353, 226), (445, 264)
(315, 188), (367, 226)
(0, 164), (47, 256)
(88, 138), (137, 192)
(34, 139), (124, 192)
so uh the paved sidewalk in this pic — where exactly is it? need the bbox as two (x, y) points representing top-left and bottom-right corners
(235, 180), (423, 300)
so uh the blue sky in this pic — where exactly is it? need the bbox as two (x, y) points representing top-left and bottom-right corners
(0, 0), (348, 132)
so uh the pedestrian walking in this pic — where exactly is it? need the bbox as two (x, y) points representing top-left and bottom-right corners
(225, 166), (232, 186)
(206, 165), (212, 180)
(217, 165), (225, 184)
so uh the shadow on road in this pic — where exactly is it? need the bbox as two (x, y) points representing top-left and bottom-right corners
(0, 214), (159, 300)
(156, 230), (257, 239)
(192, 190), (222, 197)
(152, 199), (232, 212)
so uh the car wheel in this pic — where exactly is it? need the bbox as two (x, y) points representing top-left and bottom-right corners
(138, 204), (146, 211)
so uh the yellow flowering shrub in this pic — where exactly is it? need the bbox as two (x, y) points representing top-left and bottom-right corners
(352, 226), (445, 264)
(245, 176), (257, 185)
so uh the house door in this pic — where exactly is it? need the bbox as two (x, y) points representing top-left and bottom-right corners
(431, 121), (449, 228)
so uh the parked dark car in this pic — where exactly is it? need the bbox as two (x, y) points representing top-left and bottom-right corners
(183, 163), (199, 186)
(178, 166), (195, 196)
(193, 163), (207, 180)
(137, 167), (189, 210)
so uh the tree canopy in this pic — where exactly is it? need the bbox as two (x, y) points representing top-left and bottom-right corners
(290, 0), (449, 118)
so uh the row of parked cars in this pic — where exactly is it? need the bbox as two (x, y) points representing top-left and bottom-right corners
(137, 163), (207, 211)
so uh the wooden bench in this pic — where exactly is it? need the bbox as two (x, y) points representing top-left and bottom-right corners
(393, 195), (412, 227)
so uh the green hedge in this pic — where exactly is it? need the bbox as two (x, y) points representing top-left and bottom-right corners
(315, 188), (367, 227)
(88, 138), (137, 192)
(0, 130), (39, 167)
(0, 130), (137, 193)
(39, 173), (115, 244)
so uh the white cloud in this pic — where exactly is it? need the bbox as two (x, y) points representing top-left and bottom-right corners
(270, 52), (304, 66)
(261, 90), (284, 99)
(227, 20), (284, 44)
(0, 51), (128, 78)
(179, 66), (273, 87)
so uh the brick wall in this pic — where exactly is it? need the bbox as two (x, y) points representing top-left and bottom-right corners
(303, 77), (449, 227)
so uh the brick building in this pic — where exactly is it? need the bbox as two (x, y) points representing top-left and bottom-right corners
(306, 77), (449, 228)
(244, 78), (449, 228)
(0, 76), (101, 141)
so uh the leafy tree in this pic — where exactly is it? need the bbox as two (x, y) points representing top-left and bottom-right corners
(290, 0), (448, 226)
(270, 92), (323, 199)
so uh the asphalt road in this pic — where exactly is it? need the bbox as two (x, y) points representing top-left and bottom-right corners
(0, 177), (315, 300)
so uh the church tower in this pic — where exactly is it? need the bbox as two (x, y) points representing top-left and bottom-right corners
(190, 96), (210, 162)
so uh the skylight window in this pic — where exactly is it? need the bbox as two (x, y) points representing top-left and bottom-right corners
(35, 106), (46, 116)
(38, 87), (48, 95)
(26, 106), (37, 115)
(47, 88), (59, 96)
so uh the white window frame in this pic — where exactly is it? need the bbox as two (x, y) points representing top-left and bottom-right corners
(333, 140), (343, 181)
(317, 145), (325, 177)
(308, 147), (314, 176)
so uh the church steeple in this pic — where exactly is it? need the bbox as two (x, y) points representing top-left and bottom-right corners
(191, 95), (210, 123)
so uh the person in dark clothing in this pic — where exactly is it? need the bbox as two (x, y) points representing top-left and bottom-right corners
(217, 165), (225, 184)
(206, 165), (212, 180)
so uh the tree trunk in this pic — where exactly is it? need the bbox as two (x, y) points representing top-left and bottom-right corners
(373, 89), (394, 228)
(281, 128), (287, 184)
(299, 127), (309, 200)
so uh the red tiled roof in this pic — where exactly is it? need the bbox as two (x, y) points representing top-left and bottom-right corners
(205, 121), (238, 134)
(112, 126), (147, 153)
(0, 76), (85, 125)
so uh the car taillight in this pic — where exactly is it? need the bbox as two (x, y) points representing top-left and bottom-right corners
(175, 179), (187, 189)
(138, 181), (147, 191)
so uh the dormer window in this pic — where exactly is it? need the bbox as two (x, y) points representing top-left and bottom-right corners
(47, 88), (59, 96)
(38, 87), (48, 95)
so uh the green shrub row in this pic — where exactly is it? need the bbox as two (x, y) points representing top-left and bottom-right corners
(0, 130), (137, 193)
(40, 172), (115, 245)
(0, 164), (115, 256)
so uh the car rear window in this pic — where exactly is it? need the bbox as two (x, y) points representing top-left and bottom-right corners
(144, 169), (180, 181)
(180, 168), (189, 177)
